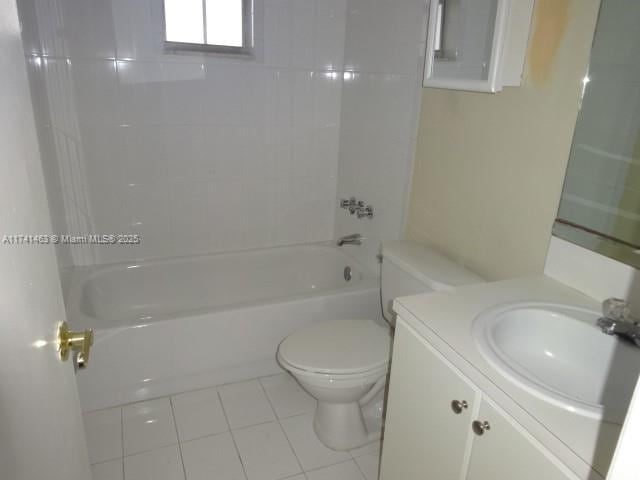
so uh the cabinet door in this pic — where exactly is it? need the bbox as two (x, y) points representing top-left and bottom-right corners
(423, 0), (510, 92)
(466, 398), (578, 480)
(380, 320), (479, 480)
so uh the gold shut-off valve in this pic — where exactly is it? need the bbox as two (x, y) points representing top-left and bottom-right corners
(58, 322), (94, 369)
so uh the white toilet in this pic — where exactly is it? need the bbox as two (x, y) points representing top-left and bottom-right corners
(277, 241), (484, 450)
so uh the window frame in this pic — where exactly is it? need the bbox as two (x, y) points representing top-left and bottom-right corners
(162, 0), (254, 56)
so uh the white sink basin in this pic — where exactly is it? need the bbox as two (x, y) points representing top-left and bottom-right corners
(473, 302), (640, 423)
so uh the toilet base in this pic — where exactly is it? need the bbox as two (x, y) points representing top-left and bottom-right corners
(312, 386), (384, 451)
(313, 401), (373, 451)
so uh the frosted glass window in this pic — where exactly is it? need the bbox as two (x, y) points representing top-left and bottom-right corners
(163, 0), (251, 52)
(164, 0), (204, 45)
(206, 0), (244, 47)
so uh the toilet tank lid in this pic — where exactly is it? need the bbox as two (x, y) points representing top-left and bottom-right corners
(382, 241), (484, 291)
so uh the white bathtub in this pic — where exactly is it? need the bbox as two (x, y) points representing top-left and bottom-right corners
(64, 243), (381, 412)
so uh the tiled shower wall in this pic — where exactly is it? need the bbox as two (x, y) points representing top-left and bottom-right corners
(333, 0), (427, 272)
(19, 0), (425, 269)
(20, 0), (347, 266)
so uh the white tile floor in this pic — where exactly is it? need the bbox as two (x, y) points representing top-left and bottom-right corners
(85, 373), (381, 480)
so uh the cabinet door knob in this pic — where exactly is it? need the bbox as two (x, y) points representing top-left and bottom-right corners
(472, 420), (491, 436)
(450, 400), (468, 414)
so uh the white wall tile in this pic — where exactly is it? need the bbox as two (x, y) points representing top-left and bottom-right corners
(17, 0), (42, 56)
(60, 0), (117, 59)
(164, 126), (207, 180)
(117, 60), (165, 125)
(315, 0), (348, 71)
(291, 0), (316, 70)
(122, 125), (169, 185)
(243, 179), (279, 249)
(167, 181), (209, 255)
(112, 0), (157, 61)
(205, 125), (251, 180)
(263, 0), (293, 68)
(71, 60), (122, 126)
(343, 0), (425, 75)
(24, 0), (421, 268)
(207, 179), (249, 252)
(203, 64), (251, 126)
(160, 62), (207, 125)
(334, 0), (425, 272)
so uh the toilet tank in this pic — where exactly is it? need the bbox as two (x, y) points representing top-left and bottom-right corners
(381, 241), (484, 324)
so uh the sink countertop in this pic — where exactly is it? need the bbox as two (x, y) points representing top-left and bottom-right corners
(394, 275), (619, 480)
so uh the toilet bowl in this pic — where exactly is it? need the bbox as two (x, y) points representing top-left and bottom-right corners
(277, 319), (391, 450)
(277, 241), (485, 450)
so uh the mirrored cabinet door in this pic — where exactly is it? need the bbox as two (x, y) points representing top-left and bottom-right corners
(554, 0), (640, 268)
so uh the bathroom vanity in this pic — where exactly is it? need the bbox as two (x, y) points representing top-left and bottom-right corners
(379, 276), (632, 480)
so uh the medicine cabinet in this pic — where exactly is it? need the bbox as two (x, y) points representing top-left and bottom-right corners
(423, 0), (535, 93)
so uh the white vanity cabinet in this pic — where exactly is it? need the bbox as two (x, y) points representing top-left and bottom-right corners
(380, 320), (579, 480)
(379, 318), (480, 479)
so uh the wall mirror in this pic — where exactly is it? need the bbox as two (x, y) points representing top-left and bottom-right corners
(554, 0), (640, 268)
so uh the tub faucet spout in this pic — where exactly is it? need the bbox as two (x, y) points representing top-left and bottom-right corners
(337, 234), (362, 246)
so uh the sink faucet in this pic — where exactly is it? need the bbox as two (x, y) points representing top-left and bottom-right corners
(597, 298), (640, 347)
(337, 233), (362, 246)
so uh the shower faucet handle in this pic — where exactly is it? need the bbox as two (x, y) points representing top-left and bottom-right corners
(356, 205), (374, 219)
(340, 197), (357, 209)
(351, 201), (365, 215)
(340, 197), (373, 218)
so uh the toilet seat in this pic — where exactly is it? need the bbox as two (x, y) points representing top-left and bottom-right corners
(277, 319), (391, 376)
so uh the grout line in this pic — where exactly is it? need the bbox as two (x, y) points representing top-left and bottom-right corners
(83, 375), (268, 414)
(352, 455), (369, 480)
(259, 376), (304, 475)
(303, 458), (359, 476)
(278, 411), (312, 421)
(259, 372), (317, 421)
(120, 407), (125, 479)
(349, 440), (381, 459)
(214, 387), (232, 433)
(259, 372), (286, 382)
(168, 396), (188, 480)
(257, 376), (280, 417)
(88, 373), (328, 478)
(88, 457), (125, 467)
(260, 374), (364, 474)
(218, 388), (250, 480)
(229, 418), (279, 432)
(179, 429), (239, 446)
(170, 428), (232, 445)
(119, 442), (181, 460)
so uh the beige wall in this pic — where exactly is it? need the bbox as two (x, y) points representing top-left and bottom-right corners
(405, 0), (601, 280)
